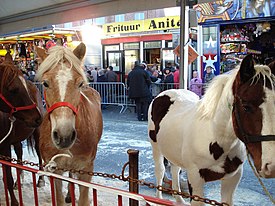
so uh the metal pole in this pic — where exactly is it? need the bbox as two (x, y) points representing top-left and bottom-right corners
(128, 149), (139, 206)
(179, 0), (186, 89)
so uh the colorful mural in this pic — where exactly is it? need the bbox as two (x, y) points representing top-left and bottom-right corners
(194, 0), (275, 23)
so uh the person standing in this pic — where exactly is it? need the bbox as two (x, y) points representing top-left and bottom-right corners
(189, 70), (203, 98)
(106, 66), (118, 82)
(204, 66), (215, 85)
(127, 61), (151, 121)
(173, 64), (180, 89)
(90, 67), (98, 82)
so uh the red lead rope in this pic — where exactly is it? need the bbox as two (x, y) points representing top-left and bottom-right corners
(0, 93), (37, 116)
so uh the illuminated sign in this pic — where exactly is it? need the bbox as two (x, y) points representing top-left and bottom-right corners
(103, 16), (180, 35)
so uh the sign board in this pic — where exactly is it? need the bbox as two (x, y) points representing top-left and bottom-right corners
(174, 44), (198, 64)
(103, 16), (180, 35)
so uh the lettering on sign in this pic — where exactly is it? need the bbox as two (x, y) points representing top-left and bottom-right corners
(103, 16), (180, 35)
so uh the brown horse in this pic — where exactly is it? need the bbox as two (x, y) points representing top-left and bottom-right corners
(36, 43), (103, 205)
(0, 55), (42, 206)
(12, 80), (45, 189)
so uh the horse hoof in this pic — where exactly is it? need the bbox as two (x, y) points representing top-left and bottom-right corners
(65, 196), (72, 203)
(37, 179), (45, 188)
(11, 200), (19, 206)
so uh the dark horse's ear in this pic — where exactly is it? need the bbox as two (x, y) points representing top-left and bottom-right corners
(268, 61), (275, 75)
(239, 54), (255, 83)
(73, 42), (86, 61)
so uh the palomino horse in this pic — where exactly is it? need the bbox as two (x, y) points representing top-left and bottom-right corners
(148, 55), (275, 205)
(0, 55), (42, 206)
(36, 43), (103, 205)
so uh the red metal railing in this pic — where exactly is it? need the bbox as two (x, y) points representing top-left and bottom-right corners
(0, 159), (179, 206)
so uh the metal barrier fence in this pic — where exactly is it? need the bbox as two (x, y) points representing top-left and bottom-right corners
(0, 158), (179, 206)
(35, 82), (191, 113)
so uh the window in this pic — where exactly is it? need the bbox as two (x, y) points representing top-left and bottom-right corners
(134, 13), (144, 20)
(115, 14), (125, 22)
(64, 22), (73, 28)
(95, 17), (105, 25)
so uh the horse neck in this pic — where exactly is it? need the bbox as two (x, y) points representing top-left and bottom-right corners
(211, 98), (237, 146)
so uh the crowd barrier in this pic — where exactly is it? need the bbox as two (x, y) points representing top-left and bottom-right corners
(35, 82), (204, 113)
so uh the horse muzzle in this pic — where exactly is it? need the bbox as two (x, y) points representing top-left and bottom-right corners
(259, 162), (275, 178)
(52, 127), (77, 149)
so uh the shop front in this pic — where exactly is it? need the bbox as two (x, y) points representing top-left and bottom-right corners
(101, 16), (181, 82)
(194, 0), (275, 81)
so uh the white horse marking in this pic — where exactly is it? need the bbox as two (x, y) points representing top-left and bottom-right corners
(56, 66), (73, 101)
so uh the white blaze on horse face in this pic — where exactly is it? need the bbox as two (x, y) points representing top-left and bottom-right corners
(56, 67), (73, 101)
(259, 88), (275, 177)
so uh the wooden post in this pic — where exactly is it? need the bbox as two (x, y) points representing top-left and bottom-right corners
(128, 149), (139, 206)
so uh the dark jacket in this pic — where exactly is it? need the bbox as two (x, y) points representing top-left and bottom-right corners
(106, 70), (118, 82)
(127, 66), (151, 99)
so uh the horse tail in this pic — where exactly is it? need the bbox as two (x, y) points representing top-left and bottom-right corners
(26, 135), (36, 155)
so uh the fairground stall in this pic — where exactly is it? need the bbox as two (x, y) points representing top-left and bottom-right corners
(194, 0), (275, 80)
(0, 26), (81, 77)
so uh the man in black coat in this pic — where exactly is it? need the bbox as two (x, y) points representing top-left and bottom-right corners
(127, 61), (151, 121)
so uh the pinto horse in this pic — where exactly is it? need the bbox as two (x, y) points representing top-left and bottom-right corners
(148, 55), (275, 205)
(35, 43), (103, 205)
(0, 56), (42, 206)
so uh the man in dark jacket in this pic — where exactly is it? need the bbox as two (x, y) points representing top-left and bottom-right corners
(127, 61), (151, 121)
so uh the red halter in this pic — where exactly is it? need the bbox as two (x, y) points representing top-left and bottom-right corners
(0, 93), (37, 116)
(44, 91), (78, 115)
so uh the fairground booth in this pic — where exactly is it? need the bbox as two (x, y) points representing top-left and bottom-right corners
(194, 0), (275, 81)
(0, 26), (81, 73)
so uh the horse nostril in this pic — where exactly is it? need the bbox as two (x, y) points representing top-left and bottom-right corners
(53, 130), (60, 144)
(71, 130), (76, 142)
(35, 118), (42, 126)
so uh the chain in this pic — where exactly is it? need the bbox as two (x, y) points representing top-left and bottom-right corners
(0, 155), (228, 206)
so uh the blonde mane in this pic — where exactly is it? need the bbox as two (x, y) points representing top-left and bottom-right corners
(36, 46), (87, 83)
(197, 64), (275, 120)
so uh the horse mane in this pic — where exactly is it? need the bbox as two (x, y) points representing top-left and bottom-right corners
(35, 46), (88, 83)
(197, 64), (275, 120)
(0, 62), (23, 92)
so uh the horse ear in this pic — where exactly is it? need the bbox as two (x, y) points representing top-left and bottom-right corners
(268, 61), (275, 75)
(73, 42), (86, 61)
(4, 51), (13, 64)
(239, 54), (255, 83)
(35, 46), (48, 63)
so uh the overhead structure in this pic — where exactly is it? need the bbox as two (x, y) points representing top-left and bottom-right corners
(0, 0), (177, 35)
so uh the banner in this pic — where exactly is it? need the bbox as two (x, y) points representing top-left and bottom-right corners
(103, 16), (180, 35)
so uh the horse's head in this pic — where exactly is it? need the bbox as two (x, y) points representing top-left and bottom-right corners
(232, 55), (275, 178)
(0, 62), (42, 127)
(36, 43), (87, 149)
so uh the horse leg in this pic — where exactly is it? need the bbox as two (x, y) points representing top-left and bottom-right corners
(170, 164), (187, 204)
(77, 163), (93, 206)
(33, 129), (45, 188)
(221, 166), (243, 205)
(65, 172), (73, 203)
(13, 142), (23, 189)
(54, 171), (65, 206)
(151, 142), (165, 199)
(187, 170), (205, 206)
(2, 147), (19, 206)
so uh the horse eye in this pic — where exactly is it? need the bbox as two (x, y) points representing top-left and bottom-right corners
(79, 82), (84, 88)
(43, 81), (49, 88)
(243, 105), (252, 113)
